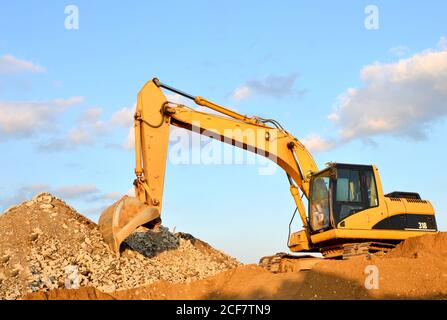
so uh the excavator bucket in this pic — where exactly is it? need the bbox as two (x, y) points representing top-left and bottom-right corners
(98, 195), (160, 256)
(98, 79), (170, 255)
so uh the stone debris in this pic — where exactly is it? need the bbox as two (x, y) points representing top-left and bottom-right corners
(0, 193), (240, 300)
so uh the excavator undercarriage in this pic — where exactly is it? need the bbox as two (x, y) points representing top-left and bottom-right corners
(320, 241), (396, 259)
(259, 241), (397, 273)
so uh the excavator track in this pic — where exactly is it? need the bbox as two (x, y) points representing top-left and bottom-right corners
(321, 242), (396, 259)
(259, 253), (322, 273)
(260, 242), (396, 273)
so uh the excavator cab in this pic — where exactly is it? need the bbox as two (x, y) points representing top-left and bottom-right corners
(309, 163), (380, 233)
(291, 162), (438, 257)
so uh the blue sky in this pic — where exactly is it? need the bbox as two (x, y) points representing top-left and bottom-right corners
(0, 1), (446, 263)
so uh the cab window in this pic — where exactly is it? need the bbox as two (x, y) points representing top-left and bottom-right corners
(364, 170), (378, 207)
(335, 169), (364, 221)
(333, 167), (378, 223)
(336, 169), (362, 202)
(310, 173), (331, 231)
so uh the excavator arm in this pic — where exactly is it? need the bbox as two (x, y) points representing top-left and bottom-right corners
(99, 78), (318, 255)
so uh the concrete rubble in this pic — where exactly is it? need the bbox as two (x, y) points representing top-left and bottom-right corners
(0, 193), (240, 300)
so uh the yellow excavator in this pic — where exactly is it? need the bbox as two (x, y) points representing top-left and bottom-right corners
(99, 78), (438, 270)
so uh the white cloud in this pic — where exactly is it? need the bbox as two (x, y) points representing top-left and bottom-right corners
(108, 105), (143, 150)
(68, 127), (92, 145)
(123, 126), (135, 149)
(0, 54), (46, 75)
(53, 96), (84, 107)
(0, 182), (131, 212)
(438, 36), (447, 50)
(80, 107), (102, 124)
(301, 134), (336, 153)
(39, 105), (135, 152)
(331, 40), (447, 142)
(82, 189), (134, 218)
(0, 184), (50, 210)
(52, 184), (126, 203)
(37, 105), (109, 152)
(85, 191), (123, 203)
(166, 93), (190, 105)
(232, 86), (252, 101)
(0, 97), (83, 139)
(102, 192), (122, 200)
(389, 45), (410, 57)
(82, 206), (107, 217)
(79, 108), (107, 134)
(231, 73), (303, 101)
(53, 184), (99, 199)
(110, 106), (134, 127)
(126, 187), (135, 197)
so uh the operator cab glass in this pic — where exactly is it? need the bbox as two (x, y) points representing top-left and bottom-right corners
(335, 169), (363, 221)
(309, 170), (331, 231)
(308, 164), (379, 232)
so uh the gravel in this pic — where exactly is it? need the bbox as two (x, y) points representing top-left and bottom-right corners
(0, 193), (240, 300)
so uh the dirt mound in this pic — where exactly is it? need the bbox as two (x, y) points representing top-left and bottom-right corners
(386, 232), (447, 259)
(5, 193), (447, 300)
(25, 287), (115, 300)
(25, 232), (447, 300)
(112, 264), (276, 300)
(0, 193), (239, 300)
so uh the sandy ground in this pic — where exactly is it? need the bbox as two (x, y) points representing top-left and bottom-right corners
(25, 231), (447, 300)
(2, 192), (446, 300)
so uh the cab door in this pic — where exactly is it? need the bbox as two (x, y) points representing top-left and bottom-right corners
(309, 170), (332, 232)
(332, 166), (381, 229)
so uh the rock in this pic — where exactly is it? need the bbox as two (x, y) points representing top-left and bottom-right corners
(1, 205), (18, 215)
(33, 228), (43, 235)
(0, 193), (240, 300)
(33, 193), (53, 204)
(1, 255), (10, 264)
(13, 263), (24, 271)
(25, 201), (35, 207)
(30, 233), (39, 242)
(9, 269), (19, 277)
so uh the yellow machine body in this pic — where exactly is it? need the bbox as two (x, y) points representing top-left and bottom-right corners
(289, 165), (437, 254)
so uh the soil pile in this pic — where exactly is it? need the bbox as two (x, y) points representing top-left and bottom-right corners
(111, 232), (447, 300)
(386, 232), (447, 259)
(0, 193), (239, 300)
(26, 232), (447, 300)
(3, 192), (446, 300)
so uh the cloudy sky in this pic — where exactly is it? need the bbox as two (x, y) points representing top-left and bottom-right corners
(1, 1), (446, 263)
